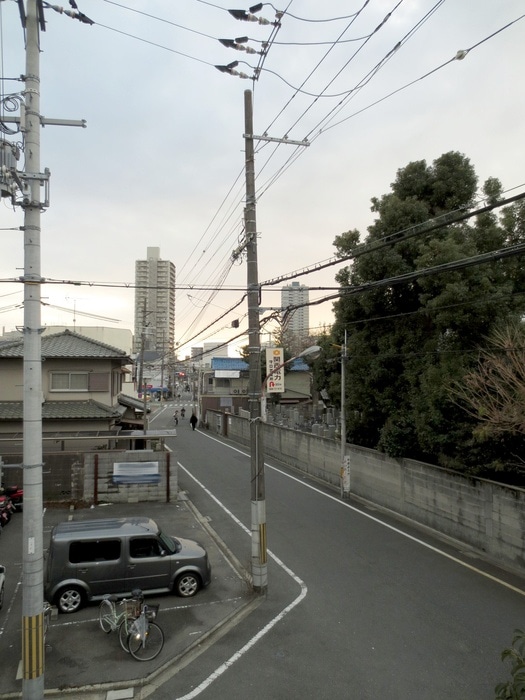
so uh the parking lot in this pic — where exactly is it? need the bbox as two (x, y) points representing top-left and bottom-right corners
(0, 498), (254, 698)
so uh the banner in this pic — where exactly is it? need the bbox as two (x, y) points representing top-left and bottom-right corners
(266, 347), (285, 393)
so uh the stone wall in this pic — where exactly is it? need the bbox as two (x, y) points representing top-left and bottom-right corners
(208, 409), (525, 573)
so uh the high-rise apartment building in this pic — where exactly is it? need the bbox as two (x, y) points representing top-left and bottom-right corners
(134, 247), (176, 355)
(281, 282), (309, 338)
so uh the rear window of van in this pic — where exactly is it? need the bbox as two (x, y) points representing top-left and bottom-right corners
(69, 539), (121, 563)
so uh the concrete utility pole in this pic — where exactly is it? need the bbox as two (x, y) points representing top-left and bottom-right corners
(340, 329), (350, 499)
(138, 303), (149, 435)
(2, 4), (87, 696)
(244, 89), (267, 593)
(21, 3), (45, 696)
(243, 90), (309, 593)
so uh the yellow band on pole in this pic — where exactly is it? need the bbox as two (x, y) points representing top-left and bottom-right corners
(23, 613), (44, 680)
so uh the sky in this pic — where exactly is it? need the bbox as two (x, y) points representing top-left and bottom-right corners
(0, 0), (524, 358)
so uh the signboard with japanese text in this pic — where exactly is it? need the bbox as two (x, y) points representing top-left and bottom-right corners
(266, 347), (285, 393)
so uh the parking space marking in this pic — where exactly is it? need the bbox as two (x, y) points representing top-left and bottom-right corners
(44, 596), (245, 633)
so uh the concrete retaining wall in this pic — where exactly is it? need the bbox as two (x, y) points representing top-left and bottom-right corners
(210, 409), (525, 573)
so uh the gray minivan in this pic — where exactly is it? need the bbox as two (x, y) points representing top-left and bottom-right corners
(45, 516), (211, 613)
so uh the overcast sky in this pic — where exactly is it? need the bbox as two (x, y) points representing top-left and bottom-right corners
(1, 0), (524, 357)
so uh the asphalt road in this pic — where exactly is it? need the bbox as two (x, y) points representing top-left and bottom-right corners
(1, 405), (523, 700)
(155, 405), (525, 700)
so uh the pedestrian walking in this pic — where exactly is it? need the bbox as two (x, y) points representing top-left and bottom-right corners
(173, 411), (179, 426)
(181, 407), (186, 418)
(190, 413), (198, 431)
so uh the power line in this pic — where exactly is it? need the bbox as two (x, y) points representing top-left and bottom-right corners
(252, 10), (523, 202)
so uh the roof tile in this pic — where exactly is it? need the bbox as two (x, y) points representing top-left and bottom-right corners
(0, 329), (131, 361)
(0, 400), (121, 421)
(211, 357), (249, 371)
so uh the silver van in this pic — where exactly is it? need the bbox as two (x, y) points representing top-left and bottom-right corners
(45, 516), (211, 613)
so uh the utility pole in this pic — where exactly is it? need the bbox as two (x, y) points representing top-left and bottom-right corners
(160, 329), (165, 404)
(21, 3), (45, 696)
(244, 89), (267, 593)
(216, 10), (306, 594)
(138, 303), (149, 435)
(3, 4), (86, 696)
(340, 329), (350, 498)
(22, 0), (44, 700)
(243, 89), (309, 593)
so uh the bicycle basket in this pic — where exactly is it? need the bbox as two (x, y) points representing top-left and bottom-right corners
(144, 604), (159, 621)
(123, 598), (141, 617)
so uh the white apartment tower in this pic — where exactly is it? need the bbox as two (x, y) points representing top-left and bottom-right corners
(134, 247), (176, 354)
(281, 282), (309, 338)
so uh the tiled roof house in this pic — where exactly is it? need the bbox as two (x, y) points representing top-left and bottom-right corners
(0, 329), (135, 448)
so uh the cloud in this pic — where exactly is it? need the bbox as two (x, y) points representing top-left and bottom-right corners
(1, 0), (523, 355)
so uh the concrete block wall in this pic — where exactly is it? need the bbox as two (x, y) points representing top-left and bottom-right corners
(274, 427), (341, 488)
(207, 409), (525, 573)
(83, 451), (177, 504)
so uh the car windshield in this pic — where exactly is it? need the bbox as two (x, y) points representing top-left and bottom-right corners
(158, 529), (179, 554)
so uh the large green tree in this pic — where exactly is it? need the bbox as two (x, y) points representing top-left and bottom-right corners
(322, 151), (525, 478)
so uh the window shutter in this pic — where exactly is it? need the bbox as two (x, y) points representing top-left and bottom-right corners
(88, 372), (110, 391)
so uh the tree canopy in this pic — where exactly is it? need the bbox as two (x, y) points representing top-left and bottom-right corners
(317, 151), (525, 482)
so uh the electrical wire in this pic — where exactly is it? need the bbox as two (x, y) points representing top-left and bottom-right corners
(251, 11), (524, 206)
(62, 1), (443, 344)
(252, 0), (447, 201)
(5, 2), (523, 354)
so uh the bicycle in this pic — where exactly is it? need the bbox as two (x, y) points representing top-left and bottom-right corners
(43, 601), (53, 644)
(126, 601), (164, 661)
(98, 589), (143, 652)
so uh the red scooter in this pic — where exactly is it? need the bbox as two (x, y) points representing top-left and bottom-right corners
(0, 494), (15, 526)
(2, 485), (23, 512)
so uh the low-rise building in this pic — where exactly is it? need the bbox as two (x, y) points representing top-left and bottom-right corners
(197, 356), (314, 420)
(0, 329), (136, 453)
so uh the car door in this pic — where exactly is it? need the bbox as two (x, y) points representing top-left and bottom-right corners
(70, 538), (126, 596)
(126, 536), (171, 592)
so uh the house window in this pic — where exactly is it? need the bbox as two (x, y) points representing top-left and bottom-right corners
(112, 371), (122, 396)
(50, 372), (89, 391)
(50, 372), (110, 392)
(89, 373), (110, 392)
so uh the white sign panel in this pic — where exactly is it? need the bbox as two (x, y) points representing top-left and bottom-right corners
(266, 347), (285, 393)
(113, 461), (160, 484)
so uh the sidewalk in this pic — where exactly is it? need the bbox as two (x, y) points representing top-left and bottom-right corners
(0, 497), (258, 700)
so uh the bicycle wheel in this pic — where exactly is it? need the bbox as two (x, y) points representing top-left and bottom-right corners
(127, 622), (164, 661)
(118, 618), (132, 652)
(43, 605), (51, 639)
(99, 599), (114, 633)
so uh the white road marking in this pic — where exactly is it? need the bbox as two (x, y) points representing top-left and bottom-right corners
(175, 460), (308, 700)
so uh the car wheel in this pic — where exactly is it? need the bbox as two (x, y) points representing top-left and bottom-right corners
(174, 572), (200, 598)
(56, 586), (84, 613)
